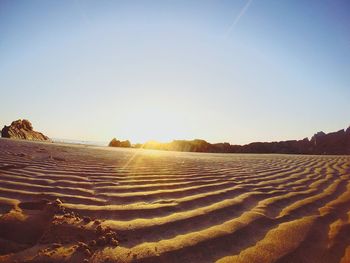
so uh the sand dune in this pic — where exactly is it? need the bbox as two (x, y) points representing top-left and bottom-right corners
(0, 139), (350, 262)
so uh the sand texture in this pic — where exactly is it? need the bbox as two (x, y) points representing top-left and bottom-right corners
(0, 138), (350, 263)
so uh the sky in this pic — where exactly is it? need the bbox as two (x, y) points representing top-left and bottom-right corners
(0, 0), (349, 144)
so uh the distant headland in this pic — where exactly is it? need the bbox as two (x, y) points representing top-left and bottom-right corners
(109, 126), (350, 155)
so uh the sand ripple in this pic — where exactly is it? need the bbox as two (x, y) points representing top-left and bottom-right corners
(0, 139), (349, 262)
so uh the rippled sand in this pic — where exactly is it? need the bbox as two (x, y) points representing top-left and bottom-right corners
(0, 138), (350, 263)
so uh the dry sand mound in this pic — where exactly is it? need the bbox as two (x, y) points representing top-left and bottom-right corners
(0, 138), (350, 262)
(0, 198), (119, 262)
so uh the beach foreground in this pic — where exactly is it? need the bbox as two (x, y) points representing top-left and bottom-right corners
(0, 139), (350, 263)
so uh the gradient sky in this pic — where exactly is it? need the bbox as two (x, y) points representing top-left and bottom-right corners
(1, 0), (349, 144)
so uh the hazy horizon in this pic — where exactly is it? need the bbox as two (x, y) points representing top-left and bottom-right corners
(1, 0), (349, 144)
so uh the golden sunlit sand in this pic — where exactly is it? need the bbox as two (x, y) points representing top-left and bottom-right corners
(0, 138), (350, 263)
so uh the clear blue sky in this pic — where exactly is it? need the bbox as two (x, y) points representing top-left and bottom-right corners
(1, 0), (349, 144)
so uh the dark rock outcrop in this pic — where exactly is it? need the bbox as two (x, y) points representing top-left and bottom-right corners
(1, 120), (49, 141)
(108, 138), (131, 148)
(132, 126), (350, 155)
(309, 129), (350, 154)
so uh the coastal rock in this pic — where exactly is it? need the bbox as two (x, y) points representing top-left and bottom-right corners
(1, 119), (49, 141)
(108, 138), (131, 148)
(310, 131), (326, 145)
(309, 129), (350, 154)
(135, 126), (350, 155)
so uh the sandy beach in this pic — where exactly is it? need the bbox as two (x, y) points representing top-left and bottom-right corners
(2, 0), (349, 261)
(0, 138), (349, 262)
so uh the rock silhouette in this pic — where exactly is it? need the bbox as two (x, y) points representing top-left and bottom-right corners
(108, 138), (131, 148)
(132, 126), (350, 155)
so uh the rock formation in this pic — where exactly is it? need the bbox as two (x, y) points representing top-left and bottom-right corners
(108, 138), (131, 148)
(133, 126), (350, 155)
(309, 128), (350, 154)
(1, 119), (49, 141)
